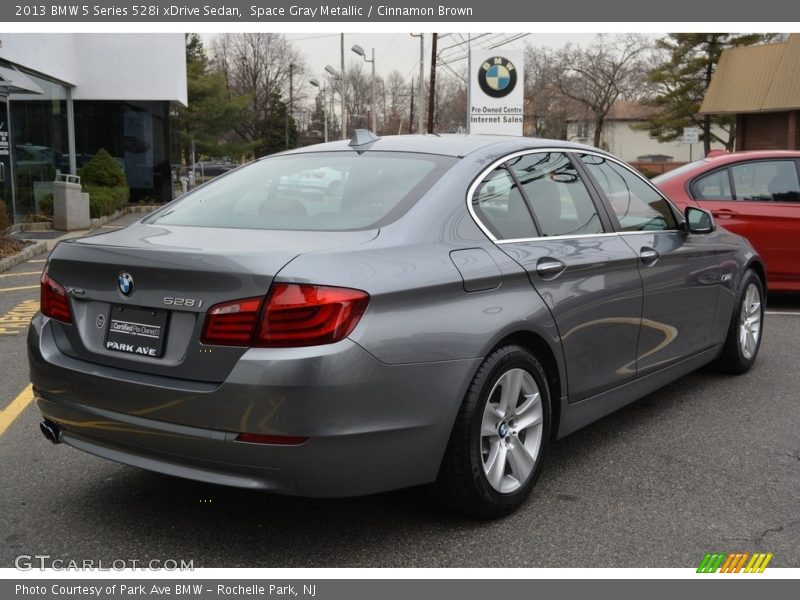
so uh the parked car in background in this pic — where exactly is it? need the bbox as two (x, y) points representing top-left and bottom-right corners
(654, 151), (800, 291)
(31, 134), (765, 518)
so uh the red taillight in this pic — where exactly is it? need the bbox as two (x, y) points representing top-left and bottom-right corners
(40, 268), (73, 324)
(235, 432), (308, 445)
(200, 283), (369, 348)
(256, 283), (369, 348)
(200, 297), (263, 346)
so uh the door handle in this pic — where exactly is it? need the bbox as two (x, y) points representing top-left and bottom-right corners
(536, 258), (566, 278)
(711, 208), (739, 218)
(640, 247), (660, 265)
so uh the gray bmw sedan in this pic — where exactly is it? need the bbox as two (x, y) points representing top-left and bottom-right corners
(29, 133), (765, 517)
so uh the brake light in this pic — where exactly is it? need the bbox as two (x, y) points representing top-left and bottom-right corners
(40, 268), (73, 324)
(200, 297), (262, 346)
(200, 284), (369, 348)
(256, 283), (369, 347)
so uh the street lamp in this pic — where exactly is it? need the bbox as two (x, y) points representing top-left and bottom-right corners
(351, 43), (377, 133)
(309, 78), (328, 143)
(324, 64), (347, 140)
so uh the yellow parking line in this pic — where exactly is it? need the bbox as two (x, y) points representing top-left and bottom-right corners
(28, 259), (46, 263)
(0, 271), (41, 278)
(0, 285), (39, 293)
(0, 385), (34, 436)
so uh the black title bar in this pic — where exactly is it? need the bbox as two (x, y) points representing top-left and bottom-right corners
(3, 0), (799, 22)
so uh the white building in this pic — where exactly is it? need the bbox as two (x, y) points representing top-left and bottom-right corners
(0, 34), (187, 221)
(565, 101), (726, 166)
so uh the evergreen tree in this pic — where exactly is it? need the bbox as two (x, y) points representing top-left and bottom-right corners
(174, 33), (250, 163)
(643, 34), (777, 154)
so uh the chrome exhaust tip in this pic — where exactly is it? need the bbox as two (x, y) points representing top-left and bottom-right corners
(39, 420), (61, 444)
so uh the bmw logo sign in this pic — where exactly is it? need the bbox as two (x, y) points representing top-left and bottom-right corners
(118, 272), (134, 297)
(478, 56), (518, 99)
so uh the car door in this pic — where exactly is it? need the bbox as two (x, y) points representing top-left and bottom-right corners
(471, 150), (643, 403)
(579, 153), (723, 375)
(691, 159), (800, 289)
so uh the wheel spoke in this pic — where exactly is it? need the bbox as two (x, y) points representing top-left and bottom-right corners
(513, 392), (542, 431)
(485, 443), (507, 490)
(506, 441), (535, 483)
(498, 370), (523, 417)
(481, 408), (499, 438)
(746, 330), (756, 355)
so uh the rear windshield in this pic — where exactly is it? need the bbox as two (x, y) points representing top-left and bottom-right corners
(150, 151), (457, 231)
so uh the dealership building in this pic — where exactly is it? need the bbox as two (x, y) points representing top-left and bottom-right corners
(0, 33), (187, 222)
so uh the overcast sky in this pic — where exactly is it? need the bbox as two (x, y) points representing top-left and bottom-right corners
(202, 32), (606, 88)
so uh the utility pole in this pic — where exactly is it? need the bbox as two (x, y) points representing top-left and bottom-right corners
(427, 33), (438, 134)
(466, 34), (472, 134)
(409, 78), (415, 134)
(411, 33), (424, 134)
(285, 63), (294, 150)
(340, 34), (347, 140)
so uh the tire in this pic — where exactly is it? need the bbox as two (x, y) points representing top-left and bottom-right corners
(713, 268), (764, 374)
(433, 344), (551, 519)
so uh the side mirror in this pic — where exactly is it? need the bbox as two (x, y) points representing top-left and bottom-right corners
(685, 206), (715, 234)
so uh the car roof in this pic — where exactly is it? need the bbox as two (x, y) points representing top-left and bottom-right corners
(702, 150), (800, 166)
(277, 133), (610, 159)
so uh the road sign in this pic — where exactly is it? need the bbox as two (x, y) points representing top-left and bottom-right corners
(683, 127), (700, 144)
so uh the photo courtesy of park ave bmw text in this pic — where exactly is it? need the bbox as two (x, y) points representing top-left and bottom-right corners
(0, 0), (798, 596)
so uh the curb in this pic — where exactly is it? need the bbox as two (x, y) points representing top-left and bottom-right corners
(0, 241), (48, 273)
(0, 206), (157, 274)
(2, 205), (157, 237)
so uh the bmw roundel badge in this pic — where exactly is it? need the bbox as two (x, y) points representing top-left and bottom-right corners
(118, 272), (134, 297)
(478, 56), (518, 99)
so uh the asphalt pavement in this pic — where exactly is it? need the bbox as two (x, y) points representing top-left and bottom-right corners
(0, 232), (798, 567)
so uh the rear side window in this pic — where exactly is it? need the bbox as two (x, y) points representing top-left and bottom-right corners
(580, 154), (678, 232)
(730, 160), (800, 202)
(692, 169), (734, 200)
(506, 152), (603, 236)
(150, 152), (457, 231)
(471, 167), (538, 240)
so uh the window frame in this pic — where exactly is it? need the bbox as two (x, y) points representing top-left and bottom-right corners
(466, 148), (616, 243)
(688, 158), (800, 204)
(689, 166), (735, 201)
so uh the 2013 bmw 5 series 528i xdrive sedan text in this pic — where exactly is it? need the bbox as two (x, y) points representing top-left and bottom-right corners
(29, 133), (766, 518)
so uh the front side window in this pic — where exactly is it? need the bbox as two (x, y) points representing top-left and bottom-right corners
(506, 152), (603, 237)
(150, 152), (457, 231)
(730, 160), (800, 202)
(580, 154), (678, 232)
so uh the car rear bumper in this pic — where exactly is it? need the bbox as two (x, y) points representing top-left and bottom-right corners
(28, 314), (480, 497)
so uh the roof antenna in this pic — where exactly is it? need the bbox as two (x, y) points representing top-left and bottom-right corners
(349, 129), (381, 152)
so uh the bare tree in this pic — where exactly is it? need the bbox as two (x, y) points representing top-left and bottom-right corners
(212, 33), (307, 155)
(432, 72), (467, 133)
(524, 46), (571, 139)
(383, 69), (411, 134)
(557, 34), (650, 147)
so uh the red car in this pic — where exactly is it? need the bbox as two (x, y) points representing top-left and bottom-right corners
(654, 151), (800, 291)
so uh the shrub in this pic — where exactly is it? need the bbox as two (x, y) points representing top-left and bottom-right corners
(85, 185), (129, 218)
(39, 193), (54, 216)
(0, 200), (9, 232)
(79, 149), (127, 188)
